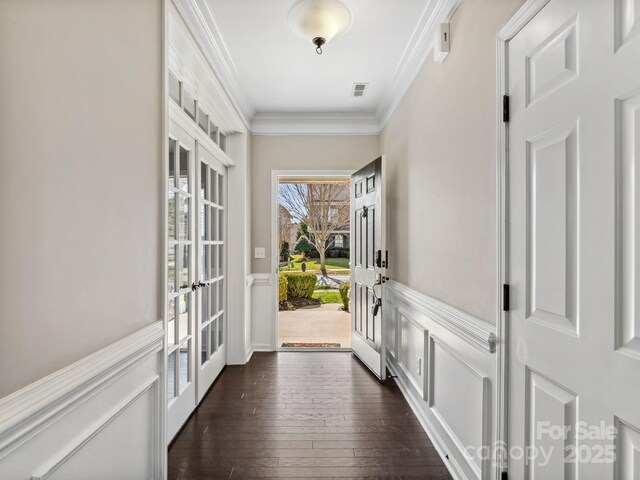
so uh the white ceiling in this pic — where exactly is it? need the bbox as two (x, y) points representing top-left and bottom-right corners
(177, 0), (460, 133)
(203, 0), (426, 113)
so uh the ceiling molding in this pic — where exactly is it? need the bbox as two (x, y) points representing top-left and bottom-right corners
(175, 0), (255, 127)
(251, 112), (381, 135)
(176, 0), (461, 136)
(375, 0), (462, 128)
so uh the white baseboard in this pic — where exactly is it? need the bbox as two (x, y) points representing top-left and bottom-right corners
(0, 321), (165, 479)
(388, 359), (466, 480)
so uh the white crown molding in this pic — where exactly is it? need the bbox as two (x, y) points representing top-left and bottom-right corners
(176, 0), (461, 136)
(175, 0), (255, 127)
(251, 112), (381, 135)
(375, 0), (462, 129)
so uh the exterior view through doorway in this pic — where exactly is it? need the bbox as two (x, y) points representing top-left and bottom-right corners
(276, 174), (352, 349)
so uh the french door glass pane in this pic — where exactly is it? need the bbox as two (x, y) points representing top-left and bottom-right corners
(218, 175), (224, 206)
(179, 147), (189, 192)
(210, 319), (217, 354)
(200, 204), (206, 241)
(178, 342), (190, 394)
(179, 196), (189, 241)
(201, 284), (209, 322)
(210, 283), (217, 318)
(168, 350), (176, 400)
(168, 298), (176, 346)
(179, 245), (189, 290)
(209, 205), (216, 240)
(218, 314), (224, 347)
(210, 246), (216, 279)
(169, 139), (176, 187)
(201, 325), (209, 365)
(210, 170), (217, 204)
(218, 280), (224, 311)
(178, 292), (189, 341)
(168, 245), (176, 294)
(168, 191), (176, 240)
(218, 245), (224, 277)
(218, 209), (224, 241)
(200, 163), (207, 199)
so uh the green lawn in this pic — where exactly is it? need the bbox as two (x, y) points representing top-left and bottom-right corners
(280, 255), (350, 273)
(312, 291), (342, 304)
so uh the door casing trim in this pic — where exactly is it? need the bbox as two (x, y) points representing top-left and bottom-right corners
(495, 0), (552, 477)
(270, 170), (355, 350)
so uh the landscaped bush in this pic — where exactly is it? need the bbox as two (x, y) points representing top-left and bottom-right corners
(339, 282), (350, 312)
(278, 274), (288, 303)
(327, 247), (350, 258)
(282, 272), (316, 299)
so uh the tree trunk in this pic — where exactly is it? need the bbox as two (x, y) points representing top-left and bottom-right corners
(319, 248), (328, 277)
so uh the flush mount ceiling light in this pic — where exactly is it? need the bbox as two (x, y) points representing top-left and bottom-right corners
(288, 0), (352, 55)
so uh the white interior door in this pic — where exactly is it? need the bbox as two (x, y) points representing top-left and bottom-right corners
(351, 157), (387, 379)
(196, 143), (227, 402)
(167, 121), (197, 441)
(507, 0), (640, 478)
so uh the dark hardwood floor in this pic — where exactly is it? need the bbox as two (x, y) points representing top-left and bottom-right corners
(169, 352), (453, 479)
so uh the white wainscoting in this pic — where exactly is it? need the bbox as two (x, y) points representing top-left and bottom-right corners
(385, 281), (497, 480)
(0, 321), (165, 480)
(249, 273), (276, 352)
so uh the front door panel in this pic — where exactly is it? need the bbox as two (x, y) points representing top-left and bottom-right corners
(351, 157), (386, 379)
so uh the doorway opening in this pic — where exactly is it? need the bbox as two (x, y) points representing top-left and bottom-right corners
(276, 175), (352, 349)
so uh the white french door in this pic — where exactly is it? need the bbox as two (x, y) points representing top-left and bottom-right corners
(350, 157), (387, 379)
(507, 0), (640, 478)
(167, 121), (197, 440)
(195, 144), (226, 402)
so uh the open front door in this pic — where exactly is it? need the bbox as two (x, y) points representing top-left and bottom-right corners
(351, 157), (386, 379)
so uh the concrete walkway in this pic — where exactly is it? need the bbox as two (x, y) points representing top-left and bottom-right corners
(278, 304), (351, 348)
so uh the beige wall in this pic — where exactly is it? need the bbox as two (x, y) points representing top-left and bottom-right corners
(0, 0), (163, 396)
(250, 135), (379, 273)
(380, 0), (523, 324)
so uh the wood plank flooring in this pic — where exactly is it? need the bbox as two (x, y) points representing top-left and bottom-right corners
(169, 352), (453, 479)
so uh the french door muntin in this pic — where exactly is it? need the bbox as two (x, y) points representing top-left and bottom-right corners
(167, 125), (197, 440)
(195, 144), (226, 402)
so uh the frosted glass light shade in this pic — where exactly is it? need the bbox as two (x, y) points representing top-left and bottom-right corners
(288, 0), (352, 45)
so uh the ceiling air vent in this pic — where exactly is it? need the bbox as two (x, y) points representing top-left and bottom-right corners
(352, 83), (369, 97)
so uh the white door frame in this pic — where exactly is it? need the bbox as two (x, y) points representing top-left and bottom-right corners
(495, 0), (551, 477)
(270, 169), (354, 351)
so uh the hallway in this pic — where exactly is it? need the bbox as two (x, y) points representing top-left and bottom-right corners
(169, 352), (453, 479)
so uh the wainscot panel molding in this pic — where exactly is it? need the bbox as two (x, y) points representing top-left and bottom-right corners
(385, 281), (498, 480)
(386, 281), (496, 353)
(0, 321), (165, 479)
(249, 273), (276, 352)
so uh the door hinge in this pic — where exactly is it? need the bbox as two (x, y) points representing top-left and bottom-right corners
(503, 284), (510, 311)
(503, 95), (510, 123)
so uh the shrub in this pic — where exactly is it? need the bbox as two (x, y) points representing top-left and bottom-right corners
(294, 236), (313, 257)
(278, 274), (288, 303)
(280, 241), (290, 262)
(339, 282), (350, 312)
(282, 272), (316, 299)
(327, 247), (350, 258)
